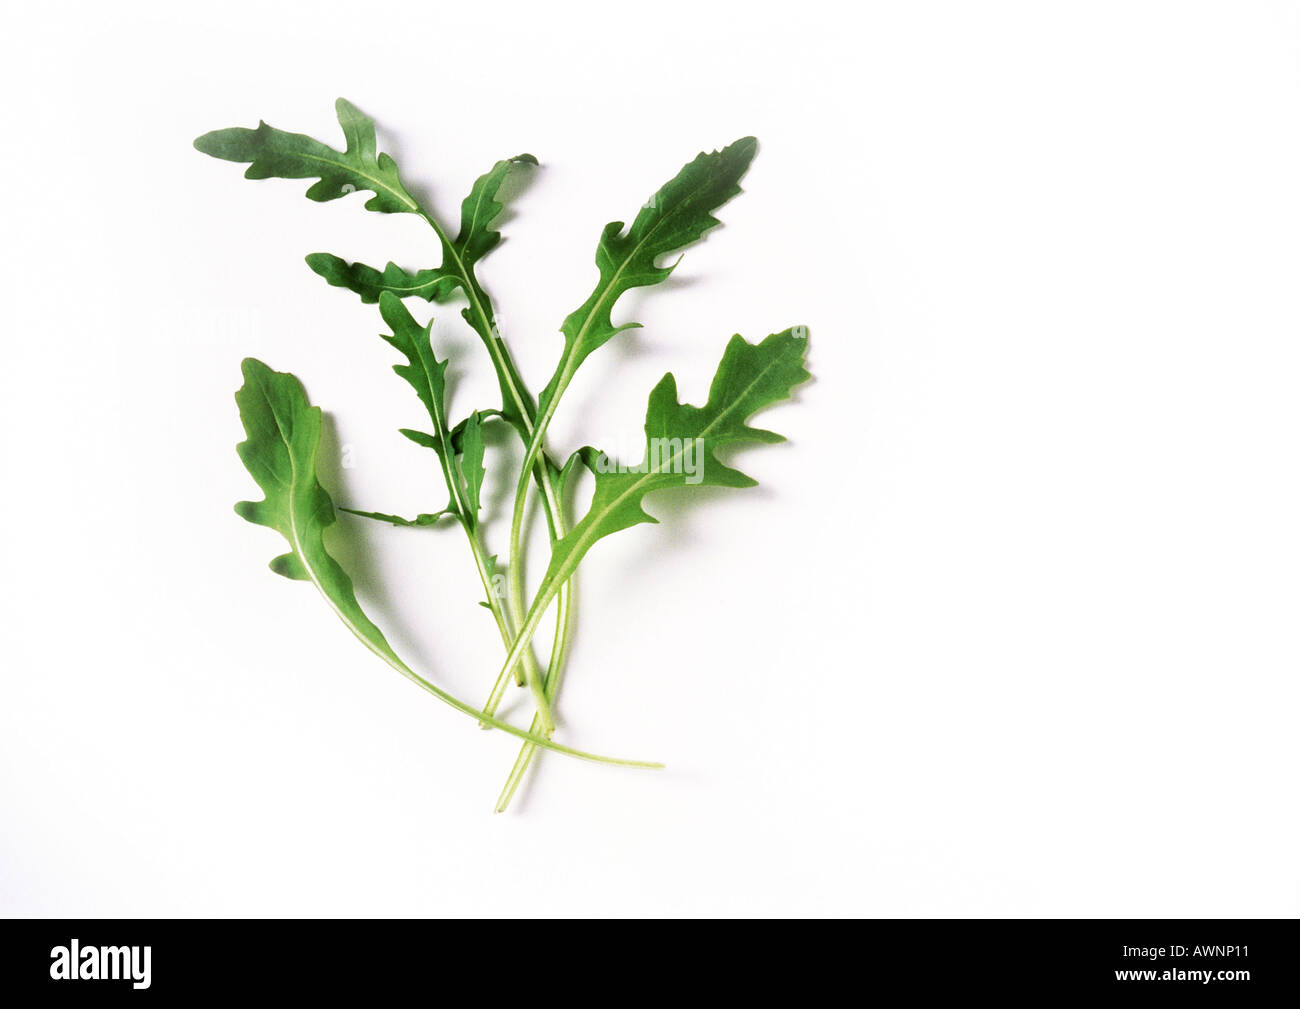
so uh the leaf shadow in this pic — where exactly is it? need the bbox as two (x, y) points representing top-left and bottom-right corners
(316, 410), (439, 674)
(560, 274), (703, 425)
(491, 158), (542, 236)
(475, 417), (522, 531)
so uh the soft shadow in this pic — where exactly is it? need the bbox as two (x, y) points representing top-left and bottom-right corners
(316, 410), (438, 673)
(488, 156), (541, 236)
(561, 273), (703, 423)
(475, 413), (521, 529)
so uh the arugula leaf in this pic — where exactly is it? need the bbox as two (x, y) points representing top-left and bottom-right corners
(233, 357), (658, 768)
(458, 411), (487, 523)
(449, 409), (502, 451)
(374, 294), (492, 528)
(303, 154), (537, 308)
(306, 254), (457, 304)
(492, 327), (810, 713)
(398, 428), (440, 451)
(341, 507), (452, 527)
(446, 154), (539, 281)
(195, 99), (418, 214)
(235, 358), (381, 590)
(376, 293), (452, 457)
(539, 137), (757, 412)
(435, 153), (541, 433)
(565, 328), (809, 546)
(373, 296), (496, 532)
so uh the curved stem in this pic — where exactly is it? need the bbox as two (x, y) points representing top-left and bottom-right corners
(496, 607), (574, 810)
(483, 432), (574, 719)
(496, 712), (546, 811)
(418, 343), (547, 712)
(300, 532), (656, 767)
(498, 359), (575, 685)
(494, 500), (578, 811)
(366, 631), (658, 768)
(463, 522), (512, 655)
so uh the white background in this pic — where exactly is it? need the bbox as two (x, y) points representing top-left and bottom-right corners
(2, 0), (1298, 918)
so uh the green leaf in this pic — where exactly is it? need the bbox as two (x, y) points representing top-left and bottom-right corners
(399, 428), (439, 450)
(302, 154), (536, 313)
(449, 154), (538, 275)
(377, 292), (451, 458)
(340, 507), (453, 527)
(492, 327), (809, 687)
(232, 357), (659, 769)
(458, 410), (487, 523)
(435, 154), (540, 432)
(376, 293), (487, 528)
(194, 98), (419, 214)
(305, 254), (457, 304)
(449, 409), (502, 451)
(540, 137), (757, 410)
(233, 358), (408, 668)
(551, 327), (808, 577)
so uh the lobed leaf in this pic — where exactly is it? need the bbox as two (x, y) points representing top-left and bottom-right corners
(305, 254), (457, 304)
(449, 154), (538, 276)
(494, 326), (809, 690)
(540, 137), (757, 410)
(458, 411), (487, 522)
(233, 358), (408, 668)
(546, 326), (809, 580)
(303, 154), (537, 313)
(377, 292), (451, 455)
(195, 98), (418, 214)
(340, 507), (453, 527)
(376, 295), (493, 530)
(439, 154), (539, 431)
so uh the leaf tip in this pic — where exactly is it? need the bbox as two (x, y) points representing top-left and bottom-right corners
(239, 356), (269, 381)
(377, 289), (415, 331)
(724, 135), (759, 168)
(193, 126), (243, 160)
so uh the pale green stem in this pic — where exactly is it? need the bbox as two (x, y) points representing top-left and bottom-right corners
(495, 360), (578, 722)
(361, 634), (658, 768)
(463, 521), (514, 654)
(496, 711), (546, 812)
(412, 204), (572, 734)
